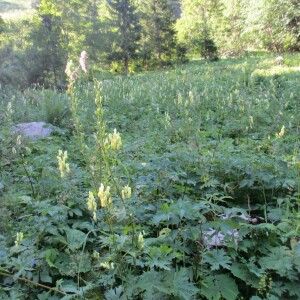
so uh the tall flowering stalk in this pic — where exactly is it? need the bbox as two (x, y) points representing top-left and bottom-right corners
(65, 52), (139, 253)
(65, 51), (89, 84)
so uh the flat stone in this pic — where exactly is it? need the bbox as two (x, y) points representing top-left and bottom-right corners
(12, 122), (55, 140)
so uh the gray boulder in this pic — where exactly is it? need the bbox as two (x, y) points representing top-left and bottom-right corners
(12, 122), (56, 140)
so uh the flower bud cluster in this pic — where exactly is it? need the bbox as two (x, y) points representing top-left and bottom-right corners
(107, 128), (122, 150)
(276, 125), (285, 138)
(258, 274), (272, 297)
(188, 91), (194, 105)
(15, 232), (24, 248)
(138, 232), (145, 249)
(98, 183), (112, 207)
(57, 150), (71, 178)
(87, 191), (98, 221)
(79, 51), (89, 73)
(121, 185), (132, 200)
(65, 50), (88, 83)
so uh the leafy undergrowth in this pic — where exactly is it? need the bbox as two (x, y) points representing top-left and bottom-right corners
(0, 53), (299, 299)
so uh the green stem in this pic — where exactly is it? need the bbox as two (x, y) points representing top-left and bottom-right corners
(77, 229), (110, 289)
(20, 154), (36, 199)
(0, 272), (67, 296)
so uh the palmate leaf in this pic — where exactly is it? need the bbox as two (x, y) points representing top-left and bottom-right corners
(45, 248), (57, 268)
(137, 270), (170, 298)
(105, 286), (125, 300)
(230, 262), (259, 288)
(64, 228), (86, 251)
(258, 246), (293, 277)
(215, 274), (239, 300)
(172, 268), (199, 300)
(201, 276), (221, 300)
(136, 268), (199, 300)
(203, 249), (232, 270)
(202, 274), (239, 300)
(144, 245), (174, 270)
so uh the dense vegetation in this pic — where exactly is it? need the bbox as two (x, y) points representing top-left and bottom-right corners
(1, 51), (300, 299)
(0, 0), (300, 299)
(0, 0), (299, 88)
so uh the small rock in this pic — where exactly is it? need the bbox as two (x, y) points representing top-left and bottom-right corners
(12, 122), (55, 140)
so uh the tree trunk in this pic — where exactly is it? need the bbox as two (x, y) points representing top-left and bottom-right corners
(125, 55), (129, 76)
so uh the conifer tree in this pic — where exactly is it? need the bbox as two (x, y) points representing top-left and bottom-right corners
(107, 0), (142, 75)
(139, 0), (177, 67)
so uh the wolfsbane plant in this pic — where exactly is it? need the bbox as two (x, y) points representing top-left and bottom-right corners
(1, 53), (299, 299)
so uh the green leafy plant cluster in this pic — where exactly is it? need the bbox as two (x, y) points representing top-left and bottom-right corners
(0, 53), (299, 299)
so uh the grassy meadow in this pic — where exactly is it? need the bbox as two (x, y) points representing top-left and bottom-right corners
(0, 53), (300, 299)
(0, 0), (33, 19)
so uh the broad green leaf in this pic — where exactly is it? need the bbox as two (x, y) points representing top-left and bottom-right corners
(137, 270), (170, 297)
(230, 262), (259, 288)
(172, 268), (199, 300)
(40, 273), (52, 283)
(65, 228), (86, 251)
(215, 274), (239, 300)
(40, 268), (52, 283)
(54, 253), (76, 276)
(258, 247), (293, 276)
(105, 286), (124, 300)
(77, 253), (92, 273)
(45, 249), (57, 268)
(203, 249), (232, 270)
(201, 276), (221, 300)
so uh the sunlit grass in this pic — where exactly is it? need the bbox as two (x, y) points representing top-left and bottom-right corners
(0, 0), (33, 20)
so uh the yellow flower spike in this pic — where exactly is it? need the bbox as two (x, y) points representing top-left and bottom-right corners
(177, 93), (183, 106)
(57, 150), (71, 178)
(98, 183), (105, 202)
(87, 191), (97, 211)
(121, 185), (132, 200)
(108, 129), (122, 150)
(93, 211), (97, 222)
(98, 184), (112, 207)
(138, 232), (145, 250)
(65, 163), (71, 174)
(16, 135), (22, 146)
(278, 125), (285, 138)
(87, 191), (97, 221)
(15, 232), (24, 248)
(63, 151), (68, 160)
(188, 91), (194, 104)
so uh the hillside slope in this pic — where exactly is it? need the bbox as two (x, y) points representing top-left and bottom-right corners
(0, 0), (34, 19)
